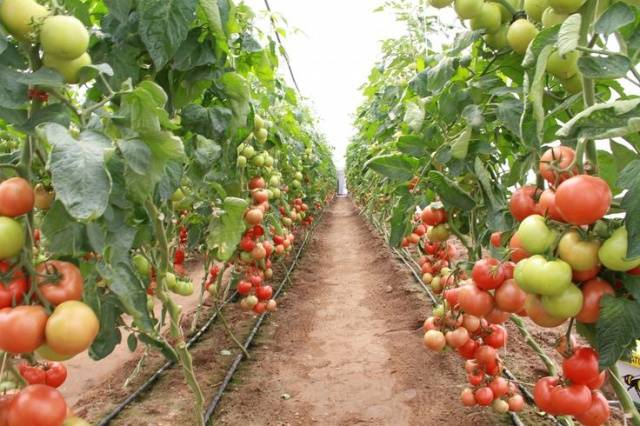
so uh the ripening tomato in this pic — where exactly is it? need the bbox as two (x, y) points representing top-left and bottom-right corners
(457, 284), (494, 317)
(485, 325), (508, 349)
(539, 146), (577, 185)
(421, 205), (447, 226)
(557, 231), (600, 273)
(535, 189), (564, 221)
(248, 176), (265, 190)
(563, 347), (600, 386)
(516, 215), (557, 255)
(423, 330), (446, 352)
(490, 232), (502, 248)
(474, 345), (498, 369)
(245, 208), (264, 225)
(509, 186), (538, 221)
(427, 224), (450, 242)
(555, 175), (611, 225)
(574, 391), (610, 426)
(460, 388), (477, 406)
(507, 19), (539, 54)
(495, 279), (527, 313)
(45, 301), (99, 356)
(598, 227), (640, 271)
(489, 376), (509, 399)
(0, 177), (35, 217)
(0, 305), (48, 353)
(7, 384), (67, 426)
(524, 294), (566, 328)
(0, 262), (27, 309)
(508, 394), (525, 412)
(576, 278), (614, 324)
(472, 258), (505, 290)
(541, 284), (583, 318)
(445, 327), (470, 349)
(37, 261), (84, 306)
(509, 234), (530, 263)
(485, 307), (510, 324)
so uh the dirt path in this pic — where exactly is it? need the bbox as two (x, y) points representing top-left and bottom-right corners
(216, 198), (505, 426)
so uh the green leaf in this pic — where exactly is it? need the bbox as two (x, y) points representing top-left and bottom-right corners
(17, 68), (65, 88)
(610, 140), (637, 170)
(558, 14), (581, 55)
(105, 0), (133, 23)
(199, 0), (229, 52)
(364, 154), (419, 181)
(88, 293), (123, 360)
(220, 72), (250, 130)
(427, 170), (475, 210)
(622, 275), (640, 302)
(0, 65), (27, 109)
(450, 126), (471, 160)
(121, 81), (174, 133)
(396, 135), (426, 156)
(181, 104), (232, 140)
(462, 104), (484, 128)
(618, 160), (640, 258)
(127, 332), (138, 352)
(41, 201), (90, 256)
(556, 98), (640, 139)
(16, 104), (71, 132)
(523, 26), (559, 68)
(595, 2), (635, 35)
(45, 124), (113, 221)
(578, 54), (631, 79)
(595, 296), (640, 367)
(118, 139), (152, 175)
(390, 194), (414, 247)
(138, 0), (198, 70)
(496, 98), (523, 137)
(403, 101), (425, 131)
(207, 197), (249, 261)
(529, 45), (553, 143)
(474, 157), (501, 209)
(596, 150), (619, 193)
(427, 57), (458, 93)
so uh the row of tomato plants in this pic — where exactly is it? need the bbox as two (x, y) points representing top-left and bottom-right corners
(0, 0), (336, 425)
(347, 0), (640, 424)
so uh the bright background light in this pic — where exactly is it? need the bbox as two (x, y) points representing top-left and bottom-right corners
(244, 0), (406, 170)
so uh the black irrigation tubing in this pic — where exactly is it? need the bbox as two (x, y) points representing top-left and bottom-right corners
(359, 208), (560, 426)
(202, 206), (327, 424)
(97, 289), (239, 426)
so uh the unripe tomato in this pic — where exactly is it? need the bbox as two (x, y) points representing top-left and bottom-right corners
(555, 175), (611, 225)
(485, 26), (509, 49)
(45, 301), (99, 356)
(562, 72), (583, 94)
(525, 294), (566, 327)
(598, 227), (640, 271)
(255, 128), (268, 144)
(454, 0), (484, 19)
(516, 215), (557, 255)
(427, 224), (450, 242)
(0, 0), (49, 40)
(237, 155), (247, 167)
(549, 0), (586, 13)
(34, 184), (55, 210)
(0, 217), (25, 260)
(541, 283), (583, 318)
(507, 19), (538, 54)
(43, 52), (92, 84)
(541, 6), (569, 27)
(557, 231), (600, 272)
(428, 0), (454, 8)
(546, 51), (580, 80)
(40, 15), (89, 60)
(471, 3), (502, 33)
(525, 0), (550, 21)
(515, 255), (572, 296)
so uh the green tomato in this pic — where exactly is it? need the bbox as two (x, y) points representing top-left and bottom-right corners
(454, 0), (484, 19)
(433, 303), (446, 317)
(254, 114), (265, 130)
(146, 295), (154, 312)
(598, 227), (640, 271)
(541, 283), (583, 318)
(514, 258), (534, 293)
(541, 7), (568, 27)
(557, 231), (600, 272)
(516, 215), (557, 254)
(428, 0), (454, 8)
(252, 154), (265, 167)
(42, 52), (91, 84)
(561, 72), (583, 94)
(269, 175), (281, 187)
(242, 145), (255, 158)
(485, 26), (509, 50)
(165, 273), (177, 292)
(546, 51), (580, 79)
(264, 155), (274, 167)
(0, 0), (49, 40)
(0, 216), (25, 260)
(549, 0), (585, 13)
(35, 343), (73, 361)
(40, 15), (89, 60)
(507, 19), (539, 54)
(524, 0), (549, 22)
(494, 0), (518, 23)
(428, 224), (450, 242)
(292, 179), (301, 189)
(63, 417), (92, 426)
(519, 255), (572, 296)
(237, 155), (247, 167)
(470, 3), (502, 33)
(175, 280), (194, 296)
(295, 171), (304, 181)
(170, 188), (185, 203)
(271, 188), (281, 199)
(133, 254), (151, 276)
(240, 251), (253, 263)
(255, 128), (268, 144)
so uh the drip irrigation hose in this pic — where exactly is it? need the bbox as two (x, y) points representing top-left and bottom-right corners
(359, 207), (561, 426)
(202, 207), (326, 424)
(97, 290), (239, 426)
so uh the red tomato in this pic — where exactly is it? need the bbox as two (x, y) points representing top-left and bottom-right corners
(574, 391), (610, 426)
(535, 189), (564, 221)
(585, 370), (606, 390)
(539, 146), (577, 185)
(555, 175), (612, 225)
(458, 338), (479, 359)
(573, 265), (601, 282)
(533, 376), (559, 414)
(485, 307), (510, 324)
(509, 234), (530, 263)
(18, 363), (46, 385)
(0, 177), (35, 217)
(484, 324), (507, 348)
(237, 280), (252, 295)
(489, 376), (509, 398)
(7, 384), (67, 426)
(458, 284), (494, 317)
(37, 261), (84, 306)
(421, 206), (447, 226)
(472, 258), (505, 290)
(495, 279), (527, 313)
(0, 305), (48, 353)
(248, 176), (265, 190)
(628, 266), (640, 276)
(0, 394), (14, 426)
(0, 262), (28, 309)
(256, 285), (273, 301)
(474, 387), (495, 406)
(562, 346), (600, 386)
(490, 231), (502, 248)
(576, 279), (614, 324)
(548, 384), (592, 416)
(173, 249), (185, 265)
(509, 186), (539, 222)
(44, 362), (67, 388)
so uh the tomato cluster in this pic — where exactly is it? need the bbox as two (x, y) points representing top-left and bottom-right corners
(402, 203), (450, 248)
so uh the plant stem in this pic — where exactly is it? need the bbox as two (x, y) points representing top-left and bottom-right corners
(219, 311), (250, 359)
(510, 315), (558, 375)
(145, 199), (205, 426)
(608, 365), (640, 426)
(579, 0), (598, 171)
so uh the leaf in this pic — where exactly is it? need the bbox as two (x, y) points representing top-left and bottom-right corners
(127, 333), (138, 352)
(578, 54), (631, 79)
(396, 135), (426, 156)
(105, 0), (133, 23)
(220, 72), (250, 130)
(0, 66), (27, 109)
(390, 194), (414, 247)
(427, 170), (475, 210)
(462, 104), (484, 128)
(529, 45), (553, 143)
(76, 63), (115, 83)
(138, 0), (198, 70)
(622, 275), (640, 302)
(595, 2), (635, 36)
(118, 139), (152, 175)
(450, 31), (482, 54)
(16, 104), (71, 132)
(364, 154), (419, 181)
(181, 104), (232, 140)
(408, 70), (429, 97)
(558, 14), (581, 55)
(523, 26), (559, 68)
(403, 101), (425, 131)
(618, 160), (640, 258)
(427, 57), (458, 93)
(610, 140), (637, 170)
(496, 98), (524, 137)
(556, 99), (640, 139)
(450, 126), (471, 160)
(207, 197), (249, 261)
(474, 157), (501, 209)
(595, 296), (640, 367)
(199, 0), (228, 52)
(17, 68), (65, 88)
(45, 124), (113, 221)
(41, 201), (90, 256)
(88, 293), (123, 360)
(121, 81), (174, 133)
